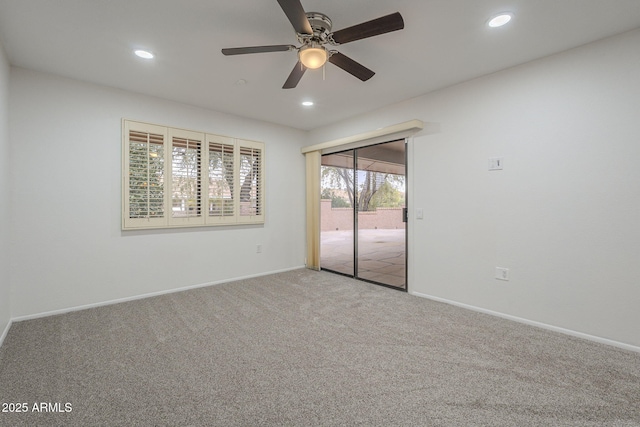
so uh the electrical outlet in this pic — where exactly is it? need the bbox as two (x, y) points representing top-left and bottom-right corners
(256, 244), (262, 253)
(495, 267), (509, 281)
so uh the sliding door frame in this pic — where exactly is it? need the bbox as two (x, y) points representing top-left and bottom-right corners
(320, 139), (408, 292)
(302, 120), (424, 291)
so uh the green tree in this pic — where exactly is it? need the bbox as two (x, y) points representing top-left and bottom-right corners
(322, 166), (404, 212)
(369, 180), (404, 209)
(321, 188), (350, 208)
(357, 171), (385, 212)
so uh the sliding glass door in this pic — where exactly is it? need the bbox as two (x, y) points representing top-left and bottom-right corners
(319, 150), (355, 276)
(355, 142), (406, 288)
(320, 140), (406, 290)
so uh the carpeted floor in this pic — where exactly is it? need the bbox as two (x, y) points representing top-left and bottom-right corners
(1, 269), (639, 426)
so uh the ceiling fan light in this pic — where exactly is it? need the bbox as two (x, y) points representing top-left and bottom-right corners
(299, 46), (327, 69)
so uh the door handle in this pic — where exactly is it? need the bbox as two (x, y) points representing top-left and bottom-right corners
(402, 207), (408, 223)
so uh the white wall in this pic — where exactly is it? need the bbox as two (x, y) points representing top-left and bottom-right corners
(9, 68), (307, 318)
(0, 40), (10, 339)
(309, 29), (640, 348)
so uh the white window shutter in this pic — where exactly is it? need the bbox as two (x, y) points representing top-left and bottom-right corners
(168, 128), (205, 227)
(206, 134), (237, 224)
(123, 120), (265, 229)
(237, 139), (265, 224)
(123, 121), (168, 229)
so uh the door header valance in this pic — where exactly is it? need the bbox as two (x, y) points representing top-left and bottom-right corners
(301, 120), (424, 155)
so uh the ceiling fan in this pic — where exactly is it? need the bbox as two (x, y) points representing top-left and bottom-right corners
(221, 0), (404, 89)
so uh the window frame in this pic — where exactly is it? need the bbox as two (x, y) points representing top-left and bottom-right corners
(122, 119), (265, 230)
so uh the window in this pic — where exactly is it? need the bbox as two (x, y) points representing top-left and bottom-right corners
(239, 142), (264, 221)
(208, 135), (236, 223)
(123, 120), (264, 229)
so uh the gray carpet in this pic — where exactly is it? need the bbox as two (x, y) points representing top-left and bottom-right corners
(0, 269), (639, 426)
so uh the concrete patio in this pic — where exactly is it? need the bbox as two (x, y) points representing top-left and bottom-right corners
(320, 229), (406, 288)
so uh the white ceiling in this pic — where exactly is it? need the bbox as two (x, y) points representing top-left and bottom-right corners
(1, 0), (639, 131)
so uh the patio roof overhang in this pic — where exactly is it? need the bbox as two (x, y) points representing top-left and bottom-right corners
(321, 139), (406, 175)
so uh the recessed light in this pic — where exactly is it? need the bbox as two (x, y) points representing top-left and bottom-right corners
(302, 101), (314, 107)
(134, 49), (154, 59)
(488, 13), (512, 28)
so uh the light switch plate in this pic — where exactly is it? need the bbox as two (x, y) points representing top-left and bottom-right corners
(489, 157), (504, 171)
(495, 267), (509, 281)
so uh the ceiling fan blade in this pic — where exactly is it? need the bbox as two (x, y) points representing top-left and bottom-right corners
(330, 12), (404, 44)
(277, 0), (312, 35)
(221, 45), (295, 55)
(328, 52), (375, 81)
(283, 61), (307, 89)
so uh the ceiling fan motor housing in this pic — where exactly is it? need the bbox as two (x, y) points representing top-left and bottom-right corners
(300, 12), (333, 44)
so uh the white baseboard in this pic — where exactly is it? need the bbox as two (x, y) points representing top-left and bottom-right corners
(0, 318), (11, 349)
(410, 291), (640, 354)
(8, 268), (637, 355)
(11, 266), (305, 324)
